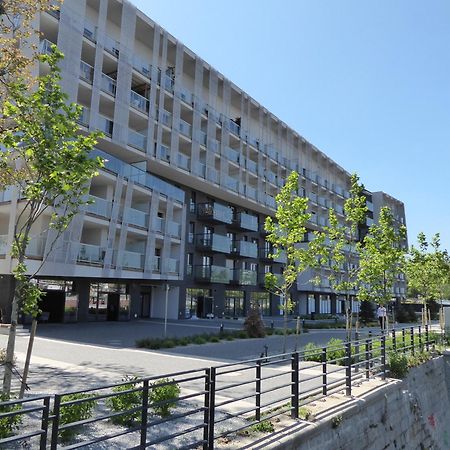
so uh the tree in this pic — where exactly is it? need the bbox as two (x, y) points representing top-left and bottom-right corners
(357, 207), (407, 331)
(405, 233), (450, 327)
(318, 174), (368, 339)
(243, 301), (266, 338)
(0, 1), (61, 123)
(264, 171), (325, 353)
(0, 46), (103, 395)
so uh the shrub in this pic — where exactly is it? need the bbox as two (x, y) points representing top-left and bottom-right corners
(244, 302), (266, 338)
(326, 338), (345, 363)
(388, 352), (408, 379)
(107, 376), (142, 427)
(192, 336), (208, 345)
(299, 407), (312, 420)
(359, 301), (375, 323)
(150, 378), (180, 417)
(0, 394), (22, 439)
(250, 419), (274, 433)
(303, 342), (321, 362)
(58, 393), (97, 441)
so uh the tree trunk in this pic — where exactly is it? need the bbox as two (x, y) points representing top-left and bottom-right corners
(282, 295), (288, 354)
(2, 283), (20, 395)
(19, 318), (37, 398)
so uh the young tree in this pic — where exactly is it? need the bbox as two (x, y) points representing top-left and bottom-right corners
(405, 233), (450, 327)
(0, 1), (61, 119)
(357, 207), (407, 331)
(0, 47), (103, 395)
(318, 174), (368, 339)
(264, 171), (325, 353)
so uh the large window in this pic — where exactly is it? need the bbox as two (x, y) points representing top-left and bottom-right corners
(320, 295), (331, 314)
(185, 288), (211, 318)
(224, 290), (245, 317)
(251, 292), (270, 316)
(308, 294), (316, 314)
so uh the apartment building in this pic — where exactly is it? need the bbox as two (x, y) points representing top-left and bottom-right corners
(0, 0), (407, 323)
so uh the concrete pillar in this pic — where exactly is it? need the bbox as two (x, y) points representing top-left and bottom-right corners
(76, 279), (91, 322)
(129, 282), (141, 320)
(0, 274), (14, 323)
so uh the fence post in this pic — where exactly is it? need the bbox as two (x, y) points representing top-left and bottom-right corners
(345, 342), (352, 396)
(291, 352), (299, 419)
(365, 339), (370, 379)
(50, 394), (61, 450)
(40, 396), (50, 450)
(354, 331), (359, 373)
(411, 327), (415, 356)
(140, 379), (149, 448)
(203, 368), (210, 450)
(402, 328), (406, 354)
(322, 347), (327, 396)
(381, 335), (387, 380)
(208, 367), (216, 449)
(256, 359), (262, 421)
(425, 324), (430, 352)
(392, 329), (396, 352)
(418, 326), (423, 352)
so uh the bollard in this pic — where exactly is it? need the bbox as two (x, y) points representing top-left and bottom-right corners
(219, 322), (224, 335)
(271, 320), (274, 329)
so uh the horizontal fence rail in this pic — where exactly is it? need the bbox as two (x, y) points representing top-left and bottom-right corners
(0, 325), (442, 449)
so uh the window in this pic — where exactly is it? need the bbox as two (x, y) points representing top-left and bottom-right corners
(187, 253), (193, 276)
(224, 290), (245, 317)
(188, 222), (195, 243)
(251, 291), (270, 316)
(189, 192), (196, 213)
(185, 288), (211, 318)
(264, 265), (271, 274)
(308, 294), (316, 314)
(320, 295), (331, 314)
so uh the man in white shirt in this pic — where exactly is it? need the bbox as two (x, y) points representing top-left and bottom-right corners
(377, 304), (387, 332)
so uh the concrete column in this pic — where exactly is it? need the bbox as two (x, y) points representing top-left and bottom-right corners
(129, 282), (141, 320)
(76, 279), (91, 322)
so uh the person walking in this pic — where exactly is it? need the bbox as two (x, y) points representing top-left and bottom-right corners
(377, 304), (387, 332)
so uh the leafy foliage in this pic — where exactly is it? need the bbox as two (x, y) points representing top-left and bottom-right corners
(107, 376), (142, 427)
(58, 393), (97, 441)
(358, 207), (407, 305)
(149, 378), (180, 417)
(244, 301), (266, 338)
(0, 393), (22, 439)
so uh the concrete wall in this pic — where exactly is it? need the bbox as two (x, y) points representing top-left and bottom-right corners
(272, 354), (450, 450)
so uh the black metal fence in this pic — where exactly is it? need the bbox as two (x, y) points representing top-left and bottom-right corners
(0, 325), (440, 449)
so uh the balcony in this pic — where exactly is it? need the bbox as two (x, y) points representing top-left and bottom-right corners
(152, 217), (165, 233)
(97, 116), (113, 136)
(194, 265), (231, 284)
(39, 39), (54, 55)
(246, 159), (258, 174)
(167, 221), (181, 238)
(0, 235), (8, 255)
(245, 185), (257, 201)
(224, 175), (239, 192)
(232, 212), (258, 232)
(156, 144), (171, 163)
(206, 167), (219, 184)
(101, 73), (117, 97)
(228, 119), (240, 137)
(163, 74), (174, 92)
(367, 201), (374, 212)
(79, 61), (94, 83)
(128, 129), (147, 152)
(0, 188), (13, 203)
(233, 269), (257, 286)
(179, 87), (193, 105)
(152, 256), (161, 272)
(259, 272), (283, 287)
(179, 119), (192, 138)
(130, 90), (149, 114)
(133, 55), (152, 78)
(124, 207), (148, 228)
(177, 153), (191, 171)
(77, 243), (104, 265)
(265, 170), (277, 185)
(104, 35), (119, 57)
(224, 147), (240, 164)
(198, 131), (207, 146)
(164, 258), (179, 274)
(208, 139), (220, 153)
(120, 250), (144, 270)
(26, 236), (47, 258)
(195, 234), (232, 254)
(86, 195), (112, 218)
(197, 202), (233, 224)
(265, 195), (276, 209)
(232, 240), (258, 258)
(83, 20), (97, 42)
(77, 107), (90, 127)
(160, 109), (172, 127)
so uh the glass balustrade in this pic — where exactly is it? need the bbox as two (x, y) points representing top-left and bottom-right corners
(152, 217), (165, 233)
(39, 39), (54, 55)
(130, 90), (149, 113)
(128, 129), (147, 151)
(0, 188), (13, 203)
(152, 256), (161, 272)
(179, 88), (193, 104)
(224, 176), (238, 192)
(120, 250), (144, 270)
(234, 270), (257, 285)
(265, 195), (276, 209)
(236, 241), (258, 258)
(236, 212), (258, 231)
(77, 243), (104, 265)
(160, 109), (172, 127)
(228, 120), (240, 136)
(77, 107), (90, 127)
(86, 195), (112, 218)
(97, 116), (113, 136)
(0, 235), (8, 255)
(79, 61), (94, 83)
(125, 207), (148, 228)
(195, 234), (232, 253)
(83, 20), (97, 42)
(132, 55), (152, 78)
(224, 147), (239, 163)
(246, 159), (257, 174)
(104, 35), (119, 57)
(164, 258), (179, 274)
(177, 153), (190, 170)
(194, 265), (231, 283)
(167, 221), (181, 238)
(179, 119), (192, 137)
(245, 185), (257, 201)
(208, 138), (220, 153)
(163, 75), (174, 92)
(206, 167), (219, 184)
(25, 236), (47, 258)
(156, 144), (170, 162)
(101, 73), (117, 96)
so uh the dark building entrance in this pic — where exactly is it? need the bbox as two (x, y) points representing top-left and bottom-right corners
(106, 293), (120, 321)
(40, 289), (65, 323)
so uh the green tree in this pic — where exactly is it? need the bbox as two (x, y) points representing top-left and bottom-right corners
(405, 233), (450, 327)
(318, 174), (368, 339)
(357, 207), (407, 330)
(0, 46), (103, 395)
(264, 171), (325, 353)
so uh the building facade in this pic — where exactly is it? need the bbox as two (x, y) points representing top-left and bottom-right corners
(0, 0), (407, 323)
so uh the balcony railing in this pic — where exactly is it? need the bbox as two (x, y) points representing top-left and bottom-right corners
(224, 147), (239, 163)
(208, 139), (220, 153)
(206, 167), (219, 184)
(156, 144), (171, 163)
(39, 39), (54, 55)
(232, 241), (258, 258)
(177, 153), (190, 171)
(104, 35), (119, 57)
(167, 221), (181, 238)
(133, 55), (152, 78)
(77, 107), (90, 127)
(128, 129), (147, 152)
(83, 20), (97, 42)
(77, 243), (104, 265)
(152, 256), (161, 272)
(195, 234), (232, 254)
(233, 269), (257, 286)
(152, 217), (165, 233)
(164, 258), (179, 274)
(97, 115), (113, 136)
(0, 188), (13, 203)
(124, 207), (148, 228)
(265, 195), (276, 209)
(245, 185), (257, 201)
(224, 175), (239, 192)
(159, 109), (172, 127)
(163, 74), (174, 92)
(86, 195), (112, 218)
(79, 61), (94, 83)
(179, 119), (192, 137)
(179, 87), (193, 104)
(130, 90), (149, 113)
(246, 159), (258, 174)
(194, 265), (232, 284)
(228, 119), (240, 136)
(233, 212), (258, 231)
(101, 73), (117, 97)
(0, 235), (7, 255)
(197, 202), (233, 224)
(26, 236), (47, 258)
(120, 250), (144, 270)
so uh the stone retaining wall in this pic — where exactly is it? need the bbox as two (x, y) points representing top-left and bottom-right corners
(268, 354), (450, 450)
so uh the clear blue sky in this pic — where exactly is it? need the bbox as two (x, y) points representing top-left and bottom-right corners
(131, 0), (450, 251)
